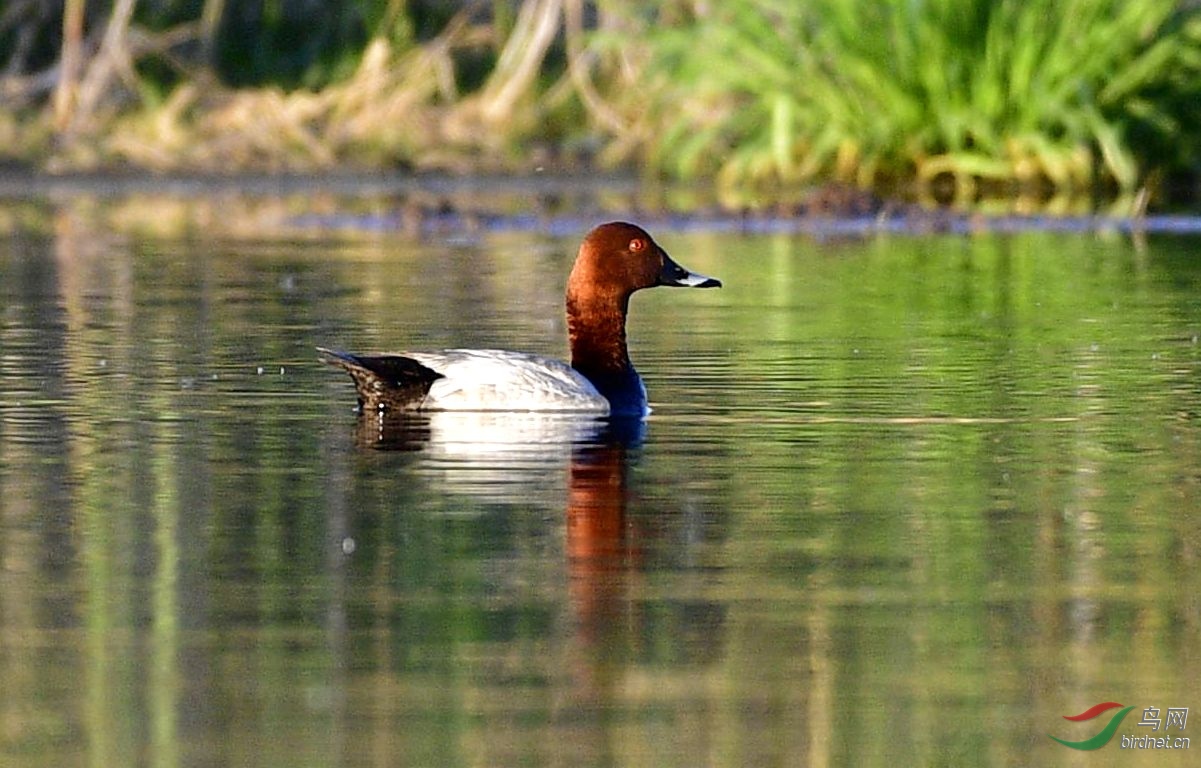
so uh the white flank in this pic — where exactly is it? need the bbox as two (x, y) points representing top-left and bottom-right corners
(406, 349), (611, 413)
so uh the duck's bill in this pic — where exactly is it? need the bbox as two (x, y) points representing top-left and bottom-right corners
(659, 252), (722, 288)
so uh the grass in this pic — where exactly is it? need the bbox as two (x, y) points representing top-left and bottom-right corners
(633, 0), (1201, 199)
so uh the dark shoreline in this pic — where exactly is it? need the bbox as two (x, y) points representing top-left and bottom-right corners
(3, 170), (1200, 236)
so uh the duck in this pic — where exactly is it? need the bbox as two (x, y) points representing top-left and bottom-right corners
(319, 221), (721, 418)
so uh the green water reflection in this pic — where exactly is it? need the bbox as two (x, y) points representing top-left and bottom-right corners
(1, 199), (1199, 767)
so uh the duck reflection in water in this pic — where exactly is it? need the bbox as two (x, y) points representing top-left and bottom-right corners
(564, 420), (642, 653)
(349, 411), (724, 699)
(351, 410), (648, 650)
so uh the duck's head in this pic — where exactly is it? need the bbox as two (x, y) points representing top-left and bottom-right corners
(568, 222), (721, 305)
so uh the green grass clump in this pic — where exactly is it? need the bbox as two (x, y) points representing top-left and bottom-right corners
(639, 0), (1201, 196)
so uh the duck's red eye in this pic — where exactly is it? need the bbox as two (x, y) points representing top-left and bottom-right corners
(629, 238), (646, 252)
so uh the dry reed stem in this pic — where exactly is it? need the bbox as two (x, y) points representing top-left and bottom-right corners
(71, 0), (139, 133)
(479, 0), (562, 124)
(563, 0), (631, 138)
(53, 0), (86, 130)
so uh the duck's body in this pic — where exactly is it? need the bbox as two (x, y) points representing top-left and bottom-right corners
(319, 347), (612, 413)
(320, 222), (720, 418)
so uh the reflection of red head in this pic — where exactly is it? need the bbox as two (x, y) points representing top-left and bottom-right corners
(566, 443), (637, 649)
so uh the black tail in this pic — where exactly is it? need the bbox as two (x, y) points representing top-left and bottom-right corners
(318, 347), (443, 412)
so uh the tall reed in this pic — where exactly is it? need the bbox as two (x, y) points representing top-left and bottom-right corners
(634, 0), (1201, 196)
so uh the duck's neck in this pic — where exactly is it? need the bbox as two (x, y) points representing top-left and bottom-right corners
(568, 292), (631, 375)
(567, 293), (644, 413)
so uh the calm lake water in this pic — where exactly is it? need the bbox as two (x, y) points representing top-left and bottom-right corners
(1, 192), (1199, 767)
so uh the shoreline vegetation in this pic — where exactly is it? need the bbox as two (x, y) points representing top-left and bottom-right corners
(2, 1), (1201, 210)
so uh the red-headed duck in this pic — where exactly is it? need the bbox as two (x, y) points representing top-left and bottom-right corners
(319, 221), (720, 418)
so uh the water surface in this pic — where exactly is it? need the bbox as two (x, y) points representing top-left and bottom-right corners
(1, 197), (1199, 767)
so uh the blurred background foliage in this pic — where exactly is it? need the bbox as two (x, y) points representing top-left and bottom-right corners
(1, 0), (1200, 205)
